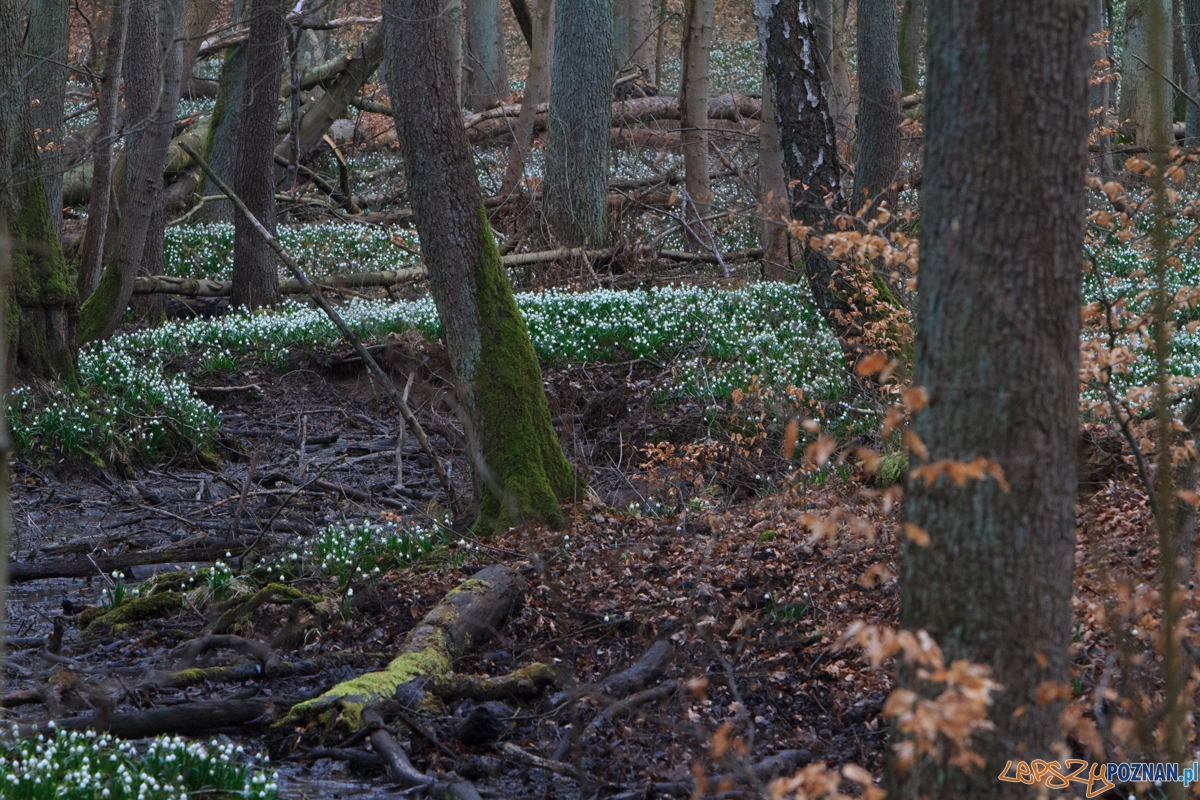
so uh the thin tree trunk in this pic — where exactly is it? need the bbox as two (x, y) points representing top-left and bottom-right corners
(464, 0), (509, 110)
(1091, 0), (1117, 173)
(26, 0), (70, 235)
(180, 0), (219, 95)
(853, 0), (903, 215)
(757, 63), (791, 277)
(78, 0), (185, 343)
(1121, 0), (1174, 145)
(446, 0), (464, 107)
(499, 0), (554, 196)
(890, 0), (1089, 796)
(545, 0), (614, 246)
(613, 0), (630, 70)
(77, 0), (130, 298)
(198, 42), (247, 222)
(897, 0), (925, 95)
(383, 0), (574, 531)
(679, 0), (713, 249)
(1182, 0), (1200, 142)
(232, 0), (284, 309)
(811, 0), (852, 142)
(0, 0), (77, 379)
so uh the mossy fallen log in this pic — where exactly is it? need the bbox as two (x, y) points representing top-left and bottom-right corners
(279, 565), (532, 734)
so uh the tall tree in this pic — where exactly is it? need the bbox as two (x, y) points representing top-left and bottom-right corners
(232, 0), (284, 308)
(613, 0), (651, 77)
(198, 37), (247, 222)
(383, 0), (575, 532)
(79, 0), (185, 342)
(499, 0), (554, 195)
(812, 0), (853, 140)
(1182, 0), (1200, 142)
(897, 0), (925, 95)
(1121, 0), (1173, 145)
(26, 0), (70, 235)
(544, 0), (614, 246)
(77, 0), (131, 297)
(0, 0), (76, 377)
(853, 0), (903, 215)
(679, 0), (714, 248)
(464, 0), (509, 110)
(891, 0), (1089, 796)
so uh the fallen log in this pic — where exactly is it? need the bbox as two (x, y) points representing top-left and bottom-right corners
(280, 565), (531, 734)
(132, 268), (428, 298)
(14, 698), (281, 739)
(8, 538), (258, 582)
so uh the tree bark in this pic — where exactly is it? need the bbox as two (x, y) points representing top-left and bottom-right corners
(545, 0), (614, 247)
(890, 0), (1089, 796)
(180, 0), (219, 92)
(853, 0), (903, 215)
(0, 0), (76, 379)
(897, 0), (925, 95)
(1182, 0), (1200, 142)
(232, 0), (284, 309)
(77, 0), (130, 299)
(198, 33), (247, 223)
(383, 0), (575, 531)
(78, 0), (185, 343)
(756, 0), (867, 350)
(499, 0), (554, 195)
(464, 0), (509, 110)
(1121, 0), (1174, 145)
(628, 0), (653, 81)
(812, 0), (853, 142)
(679, 0), (713, 250)
(757, 64), (790, 276)
(26, 0), (70, 235)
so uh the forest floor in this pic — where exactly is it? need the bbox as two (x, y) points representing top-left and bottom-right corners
(0, 329), (1160, 798)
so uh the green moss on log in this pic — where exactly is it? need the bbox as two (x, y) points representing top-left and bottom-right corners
(470, 204), (574, 535)
(79, 591), (183, 635)
(216, 583), (310, 633)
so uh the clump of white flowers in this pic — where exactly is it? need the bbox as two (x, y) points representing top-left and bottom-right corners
(284, 519), (456, 586)
(0, 727), (278, 800)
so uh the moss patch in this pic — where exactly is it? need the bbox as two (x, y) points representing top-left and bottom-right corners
(80, 591), (183, 635)
(469, 204), (574, 535)
(216, 583), (311, 634)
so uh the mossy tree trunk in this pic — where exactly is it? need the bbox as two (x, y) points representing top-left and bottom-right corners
(79, 0), (185, 343)
(26, 0), (70, 236)
(198, 35), (247, 223)
(0, 0), (77, 379)
(897, 0), (925, 95)
(544, 0), (614, 247)
(231, 0), (284, 309)
(383, 0), (574, 533)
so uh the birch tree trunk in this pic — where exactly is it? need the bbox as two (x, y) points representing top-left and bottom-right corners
(383, 0), (575, 532)
(499, 0), (554, 196)
(679, 0), (713, 249)
(79, 0), (185, 342)
(77, 0), (130, 298)
(232, 0), (284, 309)
(464, 0), (509, 110)
(0, 0), (76, 378)
(26, 0), (70, 235)
(853, 0), (903, 215)
(1121, 0), (1173, 145)
(891, 0), (1089, 796)
(545, 0), (614, 246)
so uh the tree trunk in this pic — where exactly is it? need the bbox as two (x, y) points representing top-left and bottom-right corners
(0, 0), (76, 379)
(199, 35), (248, 223)
(499, 0), (554, 196)
(446, 0), (465, 107)
(1090, 0), (1116, 173)
(757, 64), (791, 277)
(77, 0), (130, 299)
(890, 0), (1089, 796)
(545, 0), (614, 247)
(757, 0), (870, 351)
(464, 0), (509, 111)
(628, 0), (653, 81)
(613, 0), (629, 70)
(853, 0), (903, 215)
(383, 0), (575, 532)
(26, 0), (70, 235)
(1182, 0), (1200, 142)
(679, 0), (713, 249)
(78, 0), (185, 343)
(897, 0), (925, 95)
(1121, 0), (1173, 145)
(812, 0), (853, 142)
(180, 0), (219, 92)
(232, 0), (284, 309)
